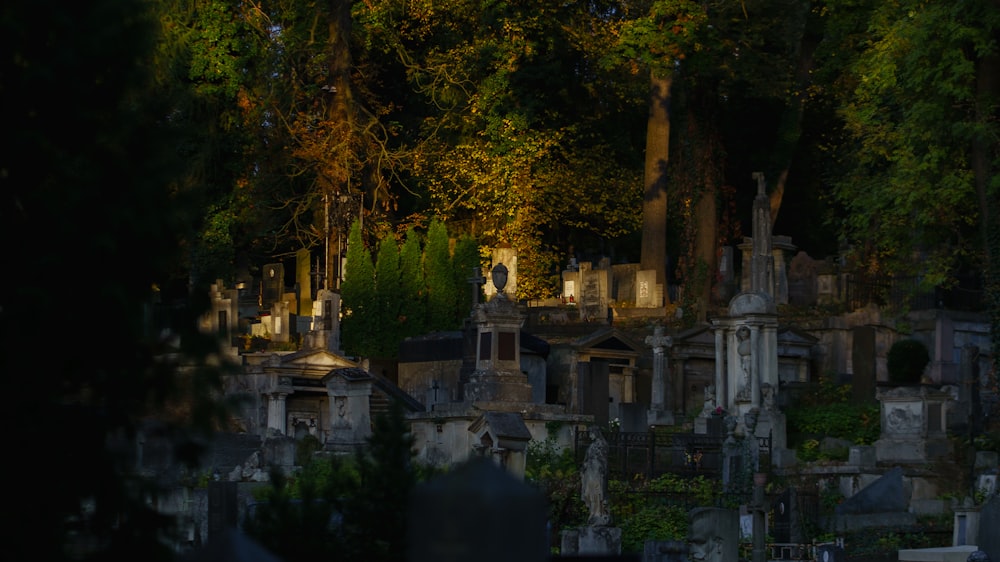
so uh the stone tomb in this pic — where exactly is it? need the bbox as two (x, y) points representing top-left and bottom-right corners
(874, 385), (954, 463)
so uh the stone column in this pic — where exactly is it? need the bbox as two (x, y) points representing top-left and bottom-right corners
(714, 324), (726, 411)
(749, 324), (760, 409)
(266, 392), (288, 435)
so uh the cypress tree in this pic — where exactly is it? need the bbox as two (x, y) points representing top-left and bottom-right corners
(374, 235), (402, 357)
(399, 227), (426, 339)
(424, 219), (458, 331)
(341, 220), (376, 358)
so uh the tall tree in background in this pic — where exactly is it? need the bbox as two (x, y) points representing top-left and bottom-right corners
(424, 219), (459, 331)
(399, 227), (427, 340)
(2, 1), (230, 559)
(355, 0), (645, 298)
(606, 0), (708, 302)
(374, 235), (403, 357)
(826, 0), (1000, 369)
(341, 220), (377, 357)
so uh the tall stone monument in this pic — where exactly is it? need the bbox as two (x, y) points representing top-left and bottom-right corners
(708, 173), (788, 464)
(646, 324), (675, 426)
(462, 263), (533, 404)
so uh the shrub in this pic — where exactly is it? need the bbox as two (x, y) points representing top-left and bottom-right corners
(887, 339), (930, 384)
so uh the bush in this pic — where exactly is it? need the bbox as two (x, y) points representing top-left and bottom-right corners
(887, 339), (930, 384)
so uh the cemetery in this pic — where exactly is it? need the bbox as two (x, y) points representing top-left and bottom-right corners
(137, 178), (1000, 562)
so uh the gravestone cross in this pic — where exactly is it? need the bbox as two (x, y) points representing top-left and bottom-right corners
(646, 325), (673, 417)
(468, 266), (487, 306)
(750, 172), (774, 298)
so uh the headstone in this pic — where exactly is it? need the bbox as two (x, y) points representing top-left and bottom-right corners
(687, 507), (739, 562)
(295, 248), (312, 316)
(611, 263), (639, 305)
(851, 326), (877, 403)
(772, 236), (797, 305)
(771, 488), (798, 543)
(636, 269), (658, 308)
(579, 268), (609, 322)
(930, 314), (957, 384)
(406, 456), (548, 562)
(788, 251), (819, 307)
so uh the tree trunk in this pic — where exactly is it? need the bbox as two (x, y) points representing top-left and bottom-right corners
(693, 184), (717, 321)
(640, 71), (672, 303)
(326, 0), (354, 289)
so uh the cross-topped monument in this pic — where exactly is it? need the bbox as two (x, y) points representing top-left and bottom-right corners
(646, 324), (674, 426)
(750, 172), (775, 298)
(468, 266), (487, 306)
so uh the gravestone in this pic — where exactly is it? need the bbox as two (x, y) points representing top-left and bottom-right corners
(636, 269), (658, 308)
(851, 326), (877, 403)
(611, 263), (639, 305)
(295, 247), (312, 316)
(787, 251), (819, 307)
(580, 268), (609, 322)
(406, 456), (548, 562)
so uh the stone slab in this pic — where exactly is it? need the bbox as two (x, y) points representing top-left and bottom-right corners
(897, 546), (978, 562)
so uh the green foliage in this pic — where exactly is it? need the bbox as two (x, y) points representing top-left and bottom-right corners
(887, 339), (931, 384)
(295, 434), (323, 467)
(424, 219), (460, 331)
(246, 399), (418, 562)
(786, 377), (881, 460)
(374, 235), (402, 357)
(341, 220), (377, 357)
(4, 0), (236, 558)
(398, 227), (427, 339)
(525, 433), (587, 546)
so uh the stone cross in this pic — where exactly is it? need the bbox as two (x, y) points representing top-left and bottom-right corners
(468, 266), (487, 306)
(645, 325), (673, 413)
(750, 172), (774, 297)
